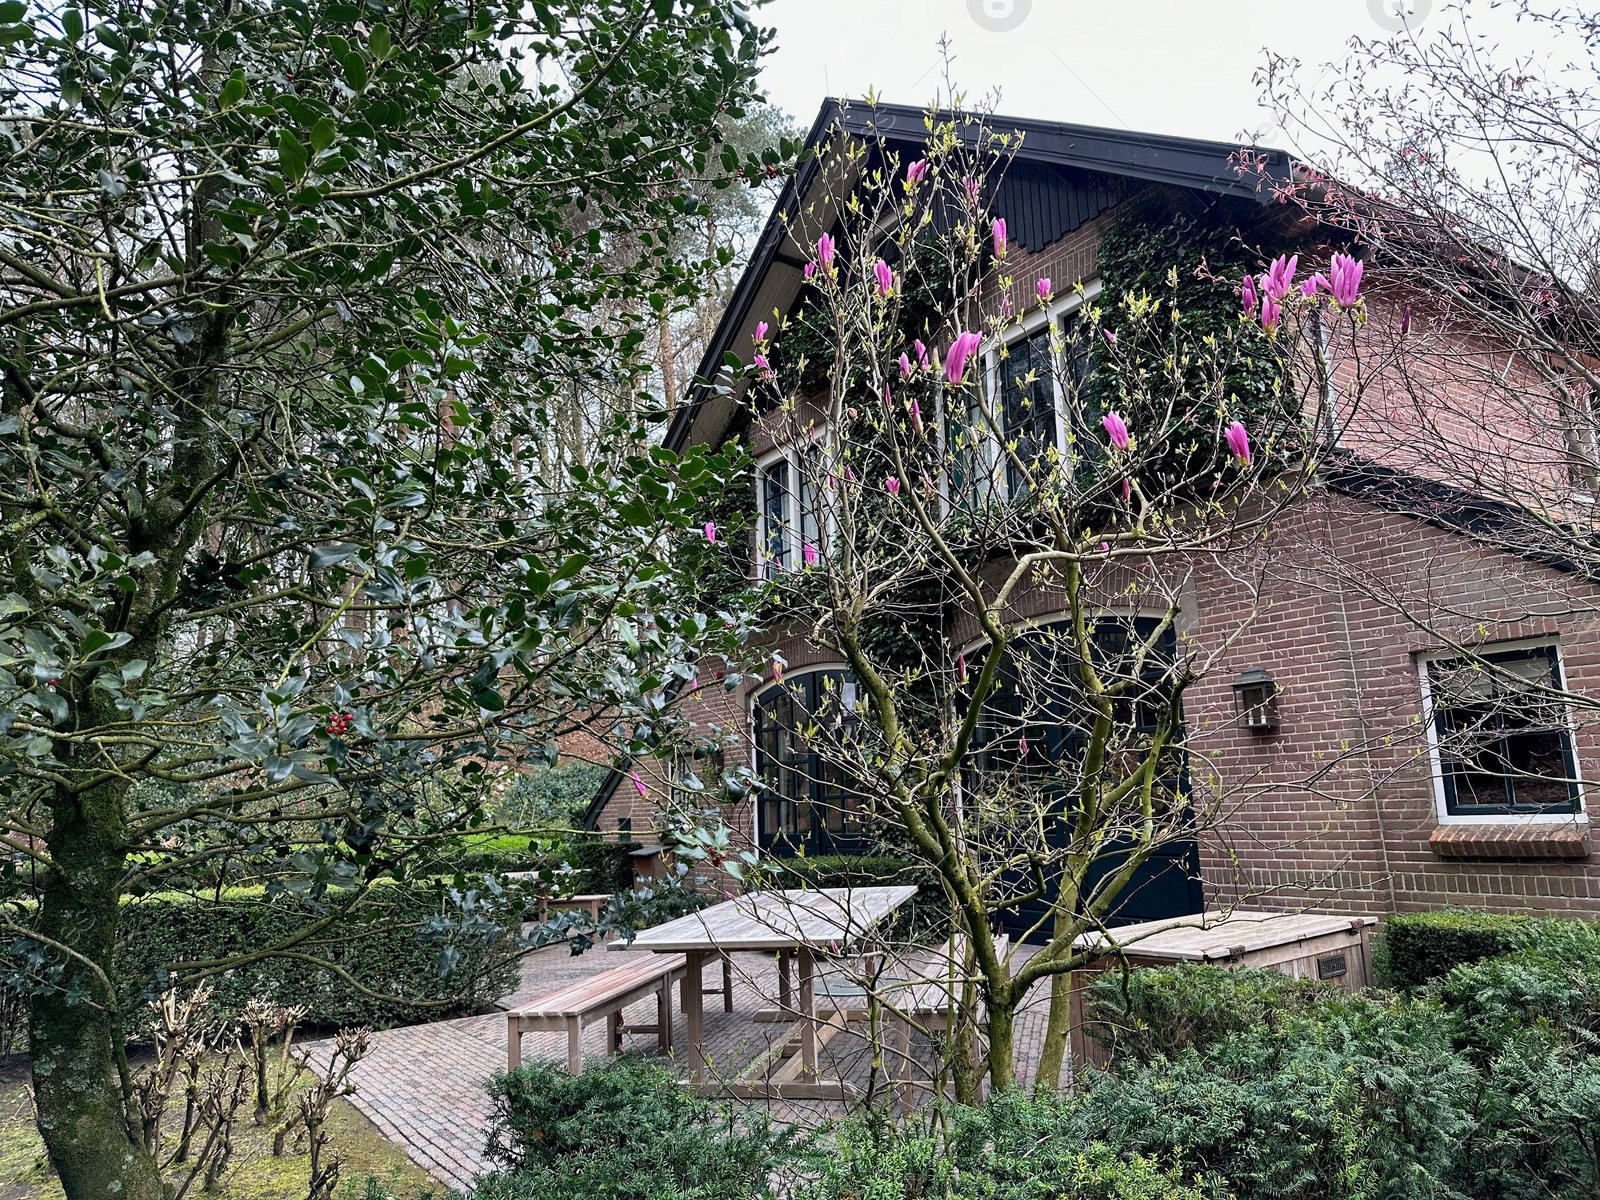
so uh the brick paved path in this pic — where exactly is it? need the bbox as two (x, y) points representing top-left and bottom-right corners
(328, 941), (1052, 1191)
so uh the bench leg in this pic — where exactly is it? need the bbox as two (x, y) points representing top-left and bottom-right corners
(607, 1009), (622, 1056)
(508, 1014), (522, 1073)
(798, 947), (818, 1078)
(656, 980), (672, 1052)
(566, 1015), (583, 1075)
(722, 954), (734, 1014)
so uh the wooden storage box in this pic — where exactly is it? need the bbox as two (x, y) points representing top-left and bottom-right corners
(1067, 909), (1377, 1070)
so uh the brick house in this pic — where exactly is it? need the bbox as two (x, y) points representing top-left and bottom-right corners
(586, 100), (1600, 926)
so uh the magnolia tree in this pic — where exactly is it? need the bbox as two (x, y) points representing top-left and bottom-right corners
(0, 2), (772, 1195)
(713, 106), (1387, 1098)
(1261, 1), (1600, 571)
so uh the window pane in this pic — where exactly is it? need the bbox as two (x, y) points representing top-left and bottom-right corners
(1000, 327), (1057, 497)
(1428, 647), (1576, 813)
(798, 446), (821, 560)
(760, 459), (790, 577)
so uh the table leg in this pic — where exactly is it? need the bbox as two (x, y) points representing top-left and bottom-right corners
(656, 979), (672, 1052)
(722, 954), (734, 1013)
(777, 950), (792, 1009)
(797, 946), (818, 1078)
(507, 1014), (522, 1073)
(682, 950), (706, 1083)
(566, 1015), (582, 1075)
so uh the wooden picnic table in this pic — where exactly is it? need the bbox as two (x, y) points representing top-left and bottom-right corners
(611, 885), (919, 1098)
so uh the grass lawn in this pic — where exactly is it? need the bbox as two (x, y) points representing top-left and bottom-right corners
(0, 1057), (441, 1200)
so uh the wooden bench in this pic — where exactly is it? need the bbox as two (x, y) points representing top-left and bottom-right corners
(507, 955), (686, 1074)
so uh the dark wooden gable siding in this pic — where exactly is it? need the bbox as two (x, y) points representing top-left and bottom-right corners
(991, 159), (1133, 252)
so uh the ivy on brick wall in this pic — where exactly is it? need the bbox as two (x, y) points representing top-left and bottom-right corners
(1087, 195), (1292, 494)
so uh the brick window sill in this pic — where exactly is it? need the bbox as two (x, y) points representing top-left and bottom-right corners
(1429, 822), (1591, 860)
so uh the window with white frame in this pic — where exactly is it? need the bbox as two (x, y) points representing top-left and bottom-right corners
(950, 291), (1094, 506)
(1421, 642), (1582, 818)
(755, 441), (825, 579)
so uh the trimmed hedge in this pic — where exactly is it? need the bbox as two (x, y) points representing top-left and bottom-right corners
(773, 854), (949, 938)
(1372, 909), (1600, 991)
(115, 884), (521, 1033)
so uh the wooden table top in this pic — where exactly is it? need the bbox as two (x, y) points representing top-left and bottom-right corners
(611, 885), (920, 953)
(1070, 908), (1377, 962)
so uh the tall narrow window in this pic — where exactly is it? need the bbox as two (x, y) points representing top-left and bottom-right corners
(999, 325), (1058, 498)
(1424, 644), (1580, 816)
(760, 457), (791, 578)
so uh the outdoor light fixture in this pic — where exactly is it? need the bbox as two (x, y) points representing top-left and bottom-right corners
(1232, 666), (1280, 732)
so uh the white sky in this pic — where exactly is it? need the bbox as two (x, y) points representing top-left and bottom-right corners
(754, 0), (1512, 148)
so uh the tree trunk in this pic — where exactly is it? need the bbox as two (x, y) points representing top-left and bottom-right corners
(29, 776), (166, 1200)
(1033, 970), (1073, 1094)
(985, 994), (1016, 1094)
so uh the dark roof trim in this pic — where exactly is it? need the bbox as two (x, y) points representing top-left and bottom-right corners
(664, 98), (1293, 454)
(582, 766), (623, 831)
(1324, 453), (1593, 581)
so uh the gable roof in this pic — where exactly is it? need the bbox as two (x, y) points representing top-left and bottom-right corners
(663, 98), (1294, 454)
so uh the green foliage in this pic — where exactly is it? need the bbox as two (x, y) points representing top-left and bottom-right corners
(811, 1115), (1218, 1200)
(563, 835), (644, 895)
(1088, 195), (1290, 491)
(1374, 909), (1543, 990)
(1084, 961), (1333, 1065)
(496, 764), (609, 830)
(113, 885), (520, 1033)
(481, 1057), (814, 1200)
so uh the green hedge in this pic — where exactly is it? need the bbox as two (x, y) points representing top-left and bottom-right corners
(115, 884), (521, 1034)
(772, 854), (949, 938)
(1373, 909), (1586, 990)
(1084, 960), (1333, 1065)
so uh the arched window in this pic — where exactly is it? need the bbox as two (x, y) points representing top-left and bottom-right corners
(751, 668), (864, 855)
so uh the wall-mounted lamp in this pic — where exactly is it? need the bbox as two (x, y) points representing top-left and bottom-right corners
(1231, 666), (1280, 732)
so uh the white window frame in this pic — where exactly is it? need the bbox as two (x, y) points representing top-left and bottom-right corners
(967, 281), (1101, 503)
(1417, 637), (1587, 825)
(753, 427), (831, 579)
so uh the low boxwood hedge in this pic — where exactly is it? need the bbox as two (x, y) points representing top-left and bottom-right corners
(1371, 909), (1600, 991)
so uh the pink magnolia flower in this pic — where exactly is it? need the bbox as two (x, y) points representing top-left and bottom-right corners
(844, 465), (855, 482)
(1099, 541), (1110, 552)
(874, 258), (894, 297)
(804, 261), (816, 281)
(963, 176), (980, 206)
(1259, 294), (1281, 333)
(911, 398), (924, 436)
(1037, 277), (1053, 302)
(1400, 305), (1412, 337)
(1240, 272), (1258, 318)
(906, 159), (929, 185)
(630, 771), (647, 799)
(1262, 253), (1298, 301)
(1328, 252), (1363, 307)
(1103, 329), (1116, 345)
(1121, 476), (1131, 501)
(803, 543), (818, 567)
(921, 469), (936, 495)
(1300, 272), (1329, 299)
(1001, 293), (1013, 318)
(704, 521), (717, 543)
(752, 352), (769, 372)
(754, 321), (769, 341)
(1019, 735), (1028, 756)
(884, 475), (901, 495)
(914, 339), (930, 370)
(1225, 420), (1252, 466)
(992, 217), (1007, 259)
(816, 232), (836, 270)
(899, 351), (913, 380)
(956, 652), (967, 681)
(773, 657), (785, 682)
(944, 331), (982, 385)
(1101, 411), (1130, 451)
